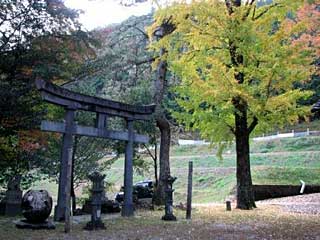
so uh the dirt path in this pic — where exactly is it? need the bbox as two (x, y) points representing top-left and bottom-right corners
(194, 193), (320, 215)
(258, 193), (320, 215)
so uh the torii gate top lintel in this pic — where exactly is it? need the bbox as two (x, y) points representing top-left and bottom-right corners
(35, 79), (155, 120)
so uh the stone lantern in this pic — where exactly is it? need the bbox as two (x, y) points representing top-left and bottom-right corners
(84, 171), (106, 230)
(162, 175), (177, 221)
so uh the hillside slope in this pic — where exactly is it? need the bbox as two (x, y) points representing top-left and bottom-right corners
(107, 136), (320, 203)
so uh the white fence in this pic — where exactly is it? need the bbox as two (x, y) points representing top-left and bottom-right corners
(253, 129), (320, 141)
(178, 129), (320, 145)
(177, 139), (209, 145)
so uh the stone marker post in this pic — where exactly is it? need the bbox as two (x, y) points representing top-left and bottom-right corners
(186, 161), (193, 219)
(226, 200), (231, 211)
(162, 175), (177, 221)
(5, 175), (22, 216)
(84, 171), (106, 230)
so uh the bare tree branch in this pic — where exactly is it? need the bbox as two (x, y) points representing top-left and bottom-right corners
(227, 124), (235, 134)
(243, 0), (255, 20)
(248, 116), (258, 133)
(253, 3), (282, 20)
(143, 143), (156, 161)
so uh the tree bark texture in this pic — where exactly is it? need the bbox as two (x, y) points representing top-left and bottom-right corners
(152, 20), (176, 205)
(234, 98), (256, 209)
(154, 117), (171, 205)
(153, 56), (171, 205)
(226, 0), (257, 209)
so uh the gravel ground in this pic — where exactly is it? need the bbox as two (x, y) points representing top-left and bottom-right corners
(1, 194), (319, 239)
(257, 193), (320, 215)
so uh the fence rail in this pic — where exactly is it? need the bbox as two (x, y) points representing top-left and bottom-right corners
(178, 129), (320, 145)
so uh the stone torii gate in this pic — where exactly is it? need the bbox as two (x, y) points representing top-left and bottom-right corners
(35, 79), (155, 227)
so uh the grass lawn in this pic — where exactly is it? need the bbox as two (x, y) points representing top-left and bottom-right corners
(12, 136), (320, 239)
(31, 136), (320, 205)
(0, 204), (319, 240)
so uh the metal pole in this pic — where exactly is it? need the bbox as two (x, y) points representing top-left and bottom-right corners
(186, 161), (193, 219)
(122, 119), (134, 217)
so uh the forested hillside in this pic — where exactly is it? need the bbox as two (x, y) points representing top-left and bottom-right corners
(1, 0), (319, 208)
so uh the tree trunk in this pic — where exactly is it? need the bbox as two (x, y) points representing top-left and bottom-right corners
(152, 20), (176, 205)
(153, 117), (171, 205)
(225, 0), (256, 209)
(152, 46), (169, 205)
(234, 98), (256, 209)
(152, 57), (171, 205)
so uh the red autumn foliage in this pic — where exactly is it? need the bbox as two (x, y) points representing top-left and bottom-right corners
(18, 130), (48, 153)
(292, 2), (320, 58)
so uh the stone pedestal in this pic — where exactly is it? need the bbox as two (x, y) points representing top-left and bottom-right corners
(82, 199), (120, 214)
(5, 189), (22, 216)
(15, 219), (55, 230)
(2, 175), (22, 216)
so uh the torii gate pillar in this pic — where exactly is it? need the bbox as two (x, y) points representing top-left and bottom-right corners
(122, 119), (134, 217)
(54, 107), (75, 222)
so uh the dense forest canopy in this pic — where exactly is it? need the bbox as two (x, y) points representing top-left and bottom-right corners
(0, 0), (97, 187)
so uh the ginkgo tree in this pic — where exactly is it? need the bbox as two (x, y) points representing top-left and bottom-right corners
(149, 0), (317, 209)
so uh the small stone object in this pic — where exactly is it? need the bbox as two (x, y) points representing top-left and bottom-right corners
(15, 190), (55, 230)
(226, 200), (231, 211)
(84, 171), (106, 230)
(21, 190), (53, 223)
(162, 175), (177, 221)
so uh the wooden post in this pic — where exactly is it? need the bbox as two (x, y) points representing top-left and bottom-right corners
(53, 107), (75, 229)
(122, 119), (134, 217)
(64, 146), (73, 233)
(63, 107), (75, 233)
(186, 161), (193, 219)
(226, 200), (231, 211)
